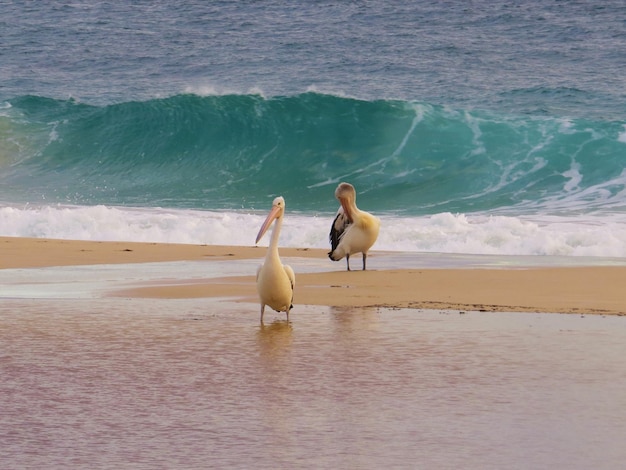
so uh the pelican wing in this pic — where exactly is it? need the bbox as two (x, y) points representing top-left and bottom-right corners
(329, 207), (351, 251)
(283, 264), (295, 289)
(284, 264), (295, 306)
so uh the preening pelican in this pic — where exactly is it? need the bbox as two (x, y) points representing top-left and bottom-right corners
(328, 182), (380, 271)
(255, 196), (295, 323)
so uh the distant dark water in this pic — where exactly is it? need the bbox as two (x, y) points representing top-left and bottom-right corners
(2, 1), (625, 116)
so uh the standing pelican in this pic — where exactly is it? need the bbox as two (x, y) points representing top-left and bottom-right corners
(328, 182), (380, 271)
(255, 196), (295, 323)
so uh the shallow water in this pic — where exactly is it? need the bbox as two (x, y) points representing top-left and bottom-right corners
(2, 252), (625, 300)
(1, 299), (625, 470)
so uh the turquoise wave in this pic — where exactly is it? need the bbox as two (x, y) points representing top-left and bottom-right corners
(1, 93), (625, 214)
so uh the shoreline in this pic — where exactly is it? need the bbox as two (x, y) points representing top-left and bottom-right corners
(2, 236), (626, 315)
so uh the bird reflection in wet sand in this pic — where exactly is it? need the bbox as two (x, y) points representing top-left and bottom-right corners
(257, 321), (293, 360)
(329, 182), (380, 271)
(255, 196), (295, 324)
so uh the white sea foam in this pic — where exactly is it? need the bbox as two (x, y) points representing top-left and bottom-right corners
(2, 203), (626, 258)
(182, 84), (266, 98)
(562, 162), (582, 192)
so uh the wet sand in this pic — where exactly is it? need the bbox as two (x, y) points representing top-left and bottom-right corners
(2, 299), (626, 469)
(2, 237), (626, 469)
(2, 236), (626, 315)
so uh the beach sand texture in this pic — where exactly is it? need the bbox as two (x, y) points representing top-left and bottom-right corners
(2, 236), (625, 315)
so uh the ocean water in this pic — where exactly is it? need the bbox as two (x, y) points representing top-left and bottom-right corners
(1, 0), (626, 256)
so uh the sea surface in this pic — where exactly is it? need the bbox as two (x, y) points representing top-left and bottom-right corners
(2, 1), (626, 256)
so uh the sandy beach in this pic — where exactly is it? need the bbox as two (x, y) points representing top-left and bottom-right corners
(2, 236), (625, 315)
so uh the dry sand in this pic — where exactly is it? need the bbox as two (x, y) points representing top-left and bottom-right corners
(2, 236), (625, 315)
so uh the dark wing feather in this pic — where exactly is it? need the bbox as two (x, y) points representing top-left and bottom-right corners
(329, 207), (351, 251)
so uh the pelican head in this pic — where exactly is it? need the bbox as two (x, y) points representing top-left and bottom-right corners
(335, 182), (356, 220)
(256, 196), (286, 244)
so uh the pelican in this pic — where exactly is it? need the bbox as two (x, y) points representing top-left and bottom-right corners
(255, 196), (295, 323)
(328, 182), (380, 271)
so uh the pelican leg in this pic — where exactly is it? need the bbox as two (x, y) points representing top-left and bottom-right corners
(346, 254), (351, 271)
(362, 252), (367, 271)
(260, 304), (266, 323)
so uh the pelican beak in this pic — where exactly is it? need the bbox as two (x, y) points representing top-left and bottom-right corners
(255, 205), (281, 244)
(339, 197), (353, 222)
